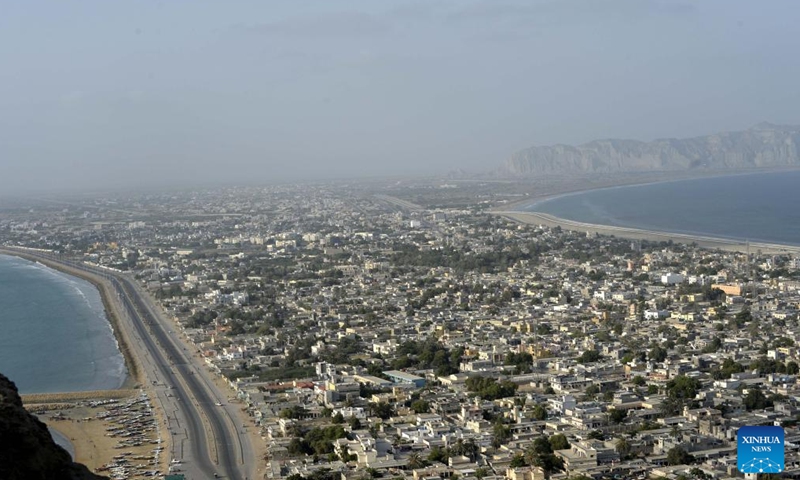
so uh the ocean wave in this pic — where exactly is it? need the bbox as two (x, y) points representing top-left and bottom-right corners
(0, 256), (128, 392)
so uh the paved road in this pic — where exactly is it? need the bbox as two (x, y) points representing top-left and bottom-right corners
(2, 248), (255, 480)
(117, 274), (257, 480)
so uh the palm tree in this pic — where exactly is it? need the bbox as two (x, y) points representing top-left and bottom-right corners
(450, 439), (466, 457)
(614, 437), (631, 459)
(462, 438), (479, 461)
(407, 452), (426, 469)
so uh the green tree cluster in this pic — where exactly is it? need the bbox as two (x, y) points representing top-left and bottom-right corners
(576, 350), (602, 364)
(391, 339), (462, 376)
(522, 437), (564, 474)
(287, 425), (348, 456)
(465, 377), (518, 400)
(666, 446), (694, 465)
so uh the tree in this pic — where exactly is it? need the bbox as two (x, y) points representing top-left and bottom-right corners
(465, 377), (518, 400)
(788, 361), (799, 375)
(455, 438), (479, 461)
(649, 345), (668, 362)
(280, 405), (307, 419)
(587, 430), (605, 440)
(410, 400), (430, 414)
(689, 468), (712, 480)
(743, 387), (773, 411)
(631, 376), (646, 386)
(584, 384), (600, 399)
(332, 412), (345, 424)
(701, 337), (722, 354)
(577, 349), (602, 364)
(347, 416), (362, 430)
(666, 375), (701, 404)
(368, 402), (395, 420)
(288, 438), (310, 456)
(492, 421), (511, 448)
(532, 404), (548, 421)
(614, 437), (631, 458)
(609, 409), (627, 424)
(509, 454), (526, 468)
(711, 358), (745, 380)
(666, 446), (694, 465)
(524, 437), (563, 474)
(549, 434), (570, 450)
(407, 452), (427, 469)
(428, 446), (449, 464)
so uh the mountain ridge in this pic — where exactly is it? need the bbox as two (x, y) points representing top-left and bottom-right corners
(500, 123), (800, 176)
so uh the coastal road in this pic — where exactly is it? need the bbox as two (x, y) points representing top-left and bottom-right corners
(2, 248), (255, 480)
(113, 274), (253, 480)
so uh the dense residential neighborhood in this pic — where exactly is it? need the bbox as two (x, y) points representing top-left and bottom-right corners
(4, 182), (800, 480)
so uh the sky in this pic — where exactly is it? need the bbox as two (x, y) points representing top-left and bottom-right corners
(1, 0), (799, 194)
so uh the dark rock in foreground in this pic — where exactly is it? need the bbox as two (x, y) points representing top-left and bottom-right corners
(0, 372), (108, 480)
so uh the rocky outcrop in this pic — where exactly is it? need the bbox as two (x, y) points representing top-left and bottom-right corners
(501, 123), (800, 176)
(0, 373), (107, 480)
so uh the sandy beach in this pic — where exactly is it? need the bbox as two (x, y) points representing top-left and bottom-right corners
(24, 390), (169, 478)
(489, 168), (800, 255)
(498, 211), (800, 255)
(495, 166), (800, 213)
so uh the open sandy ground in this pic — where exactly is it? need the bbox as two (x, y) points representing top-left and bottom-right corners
(26, 391), (170, 479)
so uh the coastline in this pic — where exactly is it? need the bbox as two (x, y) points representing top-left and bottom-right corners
(492, 168), (800, 253)
(0, 247), (169, 474)
(498, 211), (800, 254)
(495, 166), (800, 212)
(0, 249), (141, 389)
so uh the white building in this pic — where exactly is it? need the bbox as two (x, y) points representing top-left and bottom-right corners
(661, 273), (685, 285)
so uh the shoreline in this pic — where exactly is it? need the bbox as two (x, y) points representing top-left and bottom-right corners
(496, 166), (800, 212)
(0, 249), (142, 389)
(498, 211), (800, 254)
(493, 168), (800, 253)
(25, 390), (165, 475)
(0, 248), (170, 474)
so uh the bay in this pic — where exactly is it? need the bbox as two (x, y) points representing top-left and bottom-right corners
(0, 254), (127, 394)
(525, 170), (800, 246)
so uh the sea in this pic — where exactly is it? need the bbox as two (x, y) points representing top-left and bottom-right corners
(524, 170), (800, 247)
(0, 254), (127, 394)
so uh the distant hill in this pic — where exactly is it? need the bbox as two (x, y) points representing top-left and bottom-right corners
(500, 123), (800, 176)
(0, 373), (107, 480)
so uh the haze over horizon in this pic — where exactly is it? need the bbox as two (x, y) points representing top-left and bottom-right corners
(2, 0), (800, 194)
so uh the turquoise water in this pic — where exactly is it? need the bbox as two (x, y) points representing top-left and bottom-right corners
(0, 255), (127, 394)
(525, 170), (800, 246)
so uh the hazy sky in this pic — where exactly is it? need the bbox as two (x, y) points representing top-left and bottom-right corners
(2, 1), (799, 193)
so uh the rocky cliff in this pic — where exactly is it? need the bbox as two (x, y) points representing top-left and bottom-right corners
(501, 123), (800, 176)
(0, 373), (108, 480)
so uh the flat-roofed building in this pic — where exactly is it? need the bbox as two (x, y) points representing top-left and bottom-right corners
(383, 370), (426, 388)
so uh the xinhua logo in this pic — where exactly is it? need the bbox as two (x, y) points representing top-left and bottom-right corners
(738, 426), (784, 474)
